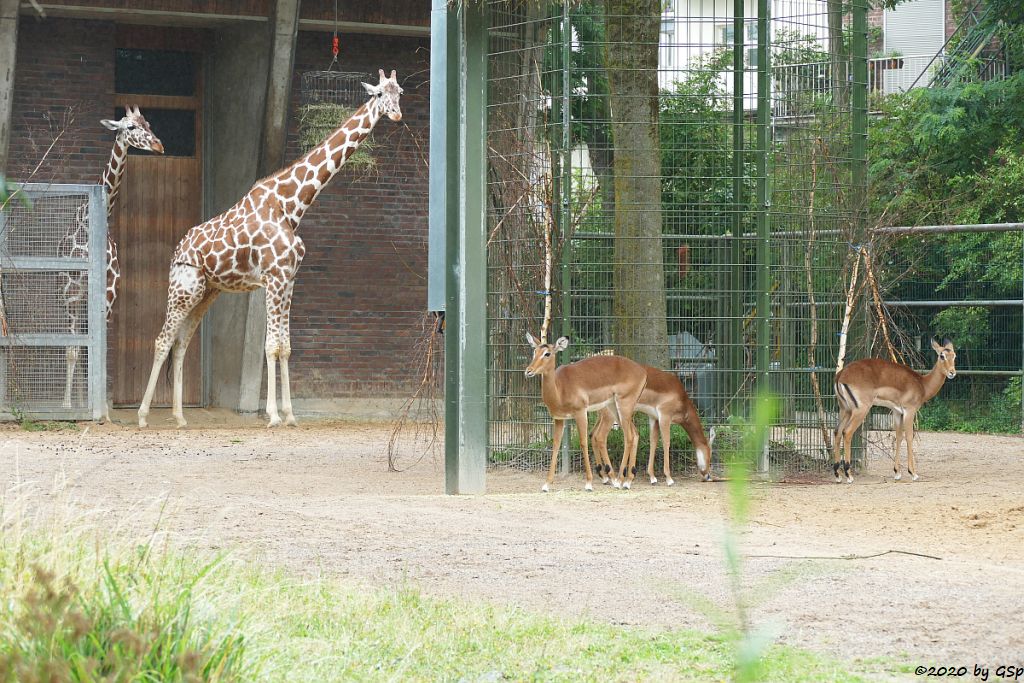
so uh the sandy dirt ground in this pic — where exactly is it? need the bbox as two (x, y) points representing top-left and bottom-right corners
(1, 409), (1022, 678)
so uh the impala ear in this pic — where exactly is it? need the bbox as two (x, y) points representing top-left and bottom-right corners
(942, 338), (952, 349)
(930, 337), (943, 353)
(554, 336), (569, 352)
(525, 332), (539, 348)
(708, 426), (717, 446)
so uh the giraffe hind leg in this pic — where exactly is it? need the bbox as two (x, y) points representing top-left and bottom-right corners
(139, 265), (207, 428)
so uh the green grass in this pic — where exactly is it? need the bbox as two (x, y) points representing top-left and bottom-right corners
(0, 502), (867, 682)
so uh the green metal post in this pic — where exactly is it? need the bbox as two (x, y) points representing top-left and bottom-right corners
(444, 1), (488, 494)
(558, 6), (574, 474)
(851, 0), (869, 467)
(729, 0), (745, 415)
(755, 0), (772, 472)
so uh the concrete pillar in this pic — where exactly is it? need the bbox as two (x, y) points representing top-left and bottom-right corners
(204, 25), (270, 410)
(236, 0), (300, 413)
(0, 0), (19, 175)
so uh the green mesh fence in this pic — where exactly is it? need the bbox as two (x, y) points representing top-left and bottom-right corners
(485, 0), (869, 478)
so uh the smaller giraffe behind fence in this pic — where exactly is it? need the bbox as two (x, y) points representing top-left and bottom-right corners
(59, 106), (164, 416)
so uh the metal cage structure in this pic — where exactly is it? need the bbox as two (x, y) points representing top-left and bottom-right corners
(481, 0), (869, 479)
(0, 183), (107, 421)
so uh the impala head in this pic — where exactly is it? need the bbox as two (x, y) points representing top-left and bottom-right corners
(101, 106), (164, 154)
(931, 337), (957, 379)
(524, 333), (568, 378)
(363, 69), (403, 122)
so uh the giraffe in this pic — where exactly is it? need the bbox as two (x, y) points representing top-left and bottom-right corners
(138, 69), (403, 429)
(60, 106), (164, 416)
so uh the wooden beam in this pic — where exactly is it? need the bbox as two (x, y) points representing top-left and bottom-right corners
(19, 4), (429, 36)
(0, 0), (18, 174)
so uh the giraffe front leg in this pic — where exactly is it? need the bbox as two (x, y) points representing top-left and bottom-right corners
(63, 345), (79, 409)
(279, 345), (297, 427)
(264, 343), (281, 428)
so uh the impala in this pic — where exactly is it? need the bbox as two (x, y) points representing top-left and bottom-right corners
(525, 334), (647, 491)
(592, 365), (715, 486)
(833, 338), (957, 483)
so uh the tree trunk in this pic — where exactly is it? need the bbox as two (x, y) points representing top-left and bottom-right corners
(603, 0), (669, 368)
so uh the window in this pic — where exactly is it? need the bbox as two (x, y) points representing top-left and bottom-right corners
(719, 23), (760, 66)
(115, 49), (196, 96)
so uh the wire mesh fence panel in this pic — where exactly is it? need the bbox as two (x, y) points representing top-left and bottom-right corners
(485, 1), (867, 478)
(0, 184), (107, 420)
(872, 229), (1023, 435)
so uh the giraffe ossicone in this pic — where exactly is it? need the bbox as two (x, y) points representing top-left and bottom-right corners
(60, 106), (163, 419)
(137, 69), (404, 429)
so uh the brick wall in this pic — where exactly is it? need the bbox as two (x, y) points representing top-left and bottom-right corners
(8, 18), (432, 402)
(282, 32), (431, 398)
(7, 17), (116, 186)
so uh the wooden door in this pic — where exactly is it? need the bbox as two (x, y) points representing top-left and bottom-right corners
(110, 32), (204, 407)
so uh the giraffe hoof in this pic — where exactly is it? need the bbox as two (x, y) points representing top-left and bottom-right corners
(284, 415), (298, 427)
(138, 418), (148, 429)
(267, 417), (283, 428)
(174, 416), (187, 429)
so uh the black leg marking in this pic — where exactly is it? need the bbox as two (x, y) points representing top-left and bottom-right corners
(833, 462), (841, 477)
(630, 466), (637, 475)
(842, 461), (851, 476)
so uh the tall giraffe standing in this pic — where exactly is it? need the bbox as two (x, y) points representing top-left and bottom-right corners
(60, 106), (164, 416)
(138, 69), (403, 429)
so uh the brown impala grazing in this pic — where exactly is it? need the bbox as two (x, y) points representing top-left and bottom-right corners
(524, 334), (648, 491)
(833, 338), (957, 483)
(591, 366), (715, 487)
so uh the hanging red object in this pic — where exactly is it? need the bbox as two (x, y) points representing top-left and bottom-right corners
(332, 35), (339, 57)
(677, 245), (690, 279)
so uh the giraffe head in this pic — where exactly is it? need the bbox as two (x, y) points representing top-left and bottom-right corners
(362, 69), (403, 122)
(100, 106), (165, 154)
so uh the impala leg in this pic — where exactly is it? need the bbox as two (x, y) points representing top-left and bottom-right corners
(543, 419), (565, 492)
(842, 405), (869, 484)
(659, 412), (674, 486)
(892, 410), (904, 481)
(647, 416), (659, 485)
(904, 408), (919, 481)
(618, 400), (640, 490)
(833, 407), (850, 483)
(592, 408), (614, 485)
(574, 410), (594, 491)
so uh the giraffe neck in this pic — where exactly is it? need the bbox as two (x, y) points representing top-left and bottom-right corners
(101, 137), (129, 218)
(275, 97), (384, 226)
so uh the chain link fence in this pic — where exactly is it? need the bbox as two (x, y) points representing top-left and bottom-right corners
(484, 0), (868, 478)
